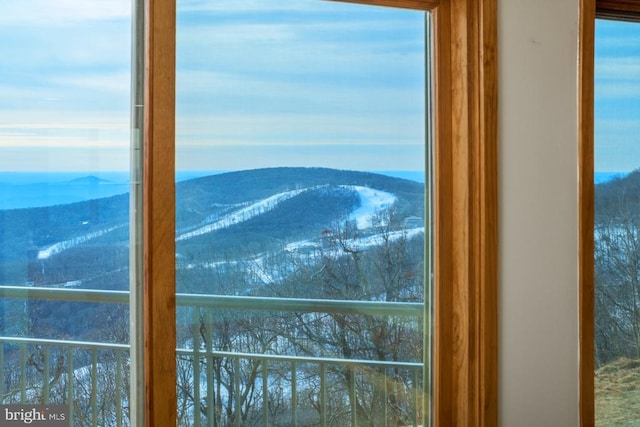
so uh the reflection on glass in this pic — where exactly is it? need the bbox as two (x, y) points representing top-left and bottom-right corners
(0, 1), (132, 425)
(176, 1), (429, 425)
(595, 18), (640, 425)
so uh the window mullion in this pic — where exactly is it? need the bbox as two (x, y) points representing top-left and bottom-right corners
(143, 0), (177, 425)
(432, 0), (498, 425)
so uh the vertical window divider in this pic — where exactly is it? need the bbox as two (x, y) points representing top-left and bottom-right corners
(579, 0), (595, 425)
(431, 0), (498, 425)
(130, 0), (145, 425)
(143, 0), (177, 425)
(424, 9), (435, 427)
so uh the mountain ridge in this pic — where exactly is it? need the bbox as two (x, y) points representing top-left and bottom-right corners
(0, 167), (426, 347)
(0, 167), (424, 287)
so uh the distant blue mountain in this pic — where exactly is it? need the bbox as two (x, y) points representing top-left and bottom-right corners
(0, 170), (422, 210)
(67, 176), (111, 185)
(0, 171), (203, 210)
(377, 170), (424, 183)
(595, 171), (628, 184)
(0, 173), (130, 210)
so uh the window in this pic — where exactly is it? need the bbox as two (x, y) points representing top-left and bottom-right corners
(580, 0), (640, 425)
(594, 18), (640, 424)
(175, 1), (428, 425)
(144, 0), (497, 425)
(0, 0), (133, 425)
(0, 0), (497, 425)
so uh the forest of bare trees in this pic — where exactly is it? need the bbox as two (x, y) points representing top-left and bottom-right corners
(595, 171), (640, 366)
(174, 211), (425, 426)
(1, 211), (424, 426)
(1, 169), (426, 426)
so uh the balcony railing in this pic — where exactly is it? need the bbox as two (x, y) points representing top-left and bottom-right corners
(0, 286), (425, 427)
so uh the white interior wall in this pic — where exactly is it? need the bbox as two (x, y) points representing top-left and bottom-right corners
(499, 0), (580, 425)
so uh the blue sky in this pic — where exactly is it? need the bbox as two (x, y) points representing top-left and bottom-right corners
(595, 19), (640, 173)
(0, 0), (131, 172)
(0, 0), (426, 172)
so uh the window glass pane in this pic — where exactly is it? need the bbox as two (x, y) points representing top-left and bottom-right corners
(595, 18), (640, 425)
(0, 1), (133, 424)
(176, 1), (430, 425)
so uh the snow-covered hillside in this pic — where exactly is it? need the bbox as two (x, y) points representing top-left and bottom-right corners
(176, 186), (321, 241)
(341, 185), (396, 229)
(37, 224), (126, 260)
(176, 184), (396, 241)
(35, 184), (402, 261)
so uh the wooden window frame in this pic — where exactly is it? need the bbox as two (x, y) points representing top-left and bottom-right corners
(143, 0), (498, 425)
(580, 1), (640, 425)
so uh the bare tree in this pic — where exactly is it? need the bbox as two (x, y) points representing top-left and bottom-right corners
(595, 215), (640, 365)
(263, 210), (425, 425)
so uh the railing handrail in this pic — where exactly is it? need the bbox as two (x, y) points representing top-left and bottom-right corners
(0, 335), (421, 368)
(0, 285), (424, 317)
(0, 285), (129, 304)
(179, 293), (424, 317)
(0, 336), (129, 351)
(1, 287), (424, 426)
(177, 348), (423, 368)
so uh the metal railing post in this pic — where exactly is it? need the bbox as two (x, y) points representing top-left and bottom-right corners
(262, 361), (269, 426)
(320, 362), (326, 427)
(91, 348), (98, 427)
(0, 344), (4, 401)
(234, 357), (241, 427)
(350, 365), (357, 426)
(116, 349), (123, 427)
(68, 347), (74, 427)
(20, 344), (26, 403)
(291, 361), (297, 426)
(192, 307), (201, 427)
(43, 345), (50, 404)
(205, 308), (215, 427)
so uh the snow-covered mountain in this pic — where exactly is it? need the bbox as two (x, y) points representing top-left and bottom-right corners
(0, 167), (425, 338)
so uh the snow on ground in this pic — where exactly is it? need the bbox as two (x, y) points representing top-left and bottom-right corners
(176, 185), (415, 284)
(177, 185), (396, 241)
(176, 186), (321, 241)
(38, 184), (398, 260)
(286, 227), (425, 258)
(344, 227), (425, 252)
(179, 227), (425, 290)
(37, 224), (126, 260)
(340, 185), (397, 229)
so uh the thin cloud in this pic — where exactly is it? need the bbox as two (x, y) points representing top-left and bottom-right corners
(0, 0), (426, 172)
(176, 112), (424, 146)
(51, 72), (131, 94)
(596, 56), (640, 80)
(0, 0), (130, 25)
(179, 0), (334, 14)
(595, 118), (640, 172)
(0, 122), (127, 131)
(0, 134), (128, 149)
(596, 82), (640, 99)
